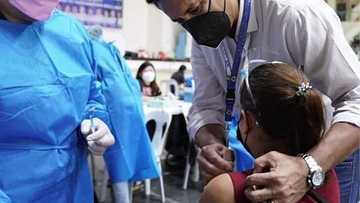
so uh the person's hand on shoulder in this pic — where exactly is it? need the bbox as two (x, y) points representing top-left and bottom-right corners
(196, 124), (234, 183)
(244, 151), (309, 203)
(198, 143), (234, 183)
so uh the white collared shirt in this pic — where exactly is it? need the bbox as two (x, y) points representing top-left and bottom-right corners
(188, 0), (360, 138)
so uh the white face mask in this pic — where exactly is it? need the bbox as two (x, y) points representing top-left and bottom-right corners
(142, 71), (156, 85)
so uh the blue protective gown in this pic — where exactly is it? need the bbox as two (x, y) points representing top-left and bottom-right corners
(0, 11), (109, 202)
(90, 39), (159, 182)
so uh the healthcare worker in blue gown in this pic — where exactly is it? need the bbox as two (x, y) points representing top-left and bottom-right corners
(0, 0), (116, 202)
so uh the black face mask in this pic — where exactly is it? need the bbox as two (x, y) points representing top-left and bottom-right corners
(182, 0), (231, 48)
(237, 122), (255, 157)
(0, 11), (5, 20)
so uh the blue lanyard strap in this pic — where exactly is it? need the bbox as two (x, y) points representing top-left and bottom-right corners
(225, 0), (252, 122)
(228, 115), (255, 171)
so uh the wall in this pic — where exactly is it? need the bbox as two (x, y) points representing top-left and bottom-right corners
(101, 0), (191, 58)
(121, 0), (149, 52)
(146, 6), (182, 58)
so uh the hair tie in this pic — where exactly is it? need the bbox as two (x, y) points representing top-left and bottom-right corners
(296, 82), (312, 96)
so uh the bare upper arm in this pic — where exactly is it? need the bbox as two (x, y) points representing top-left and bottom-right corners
(200, 174), (236, 203)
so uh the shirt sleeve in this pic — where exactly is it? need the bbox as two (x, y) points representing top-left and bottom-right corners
(188, 40), (226, 139)
(68, 16), (110, 125)
(228, 172), (251, 203)
(285, 5), (360, 127)
(83, 77), (110, 124)
(83, 42), (110, 125)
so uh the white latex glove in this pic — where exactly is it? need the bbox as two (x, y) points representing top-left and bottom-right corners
(81, 118), (115, 156)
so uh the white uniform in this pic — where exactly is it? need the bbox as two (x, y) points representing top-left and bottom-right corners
(188, 0), (360, 138)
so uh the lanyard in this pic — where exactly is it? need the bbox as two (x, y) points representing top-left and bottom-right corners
(224, 0), (252, 123)
(228, 113), (255, 171)
(222, 0), (255, 172)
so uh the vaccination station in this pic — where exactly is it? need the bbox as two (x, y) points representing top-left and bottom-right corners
(0, 0), (359, 203)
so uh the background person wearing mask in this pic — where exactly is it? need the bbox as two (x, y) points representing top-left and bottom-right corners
(146, 0), (360, 202)
(136, 61), (162, 97)
(0, 0), (115, 202)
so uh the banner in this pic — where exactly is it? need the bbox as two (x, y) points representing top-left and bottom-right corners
(58, 0), (123, 28)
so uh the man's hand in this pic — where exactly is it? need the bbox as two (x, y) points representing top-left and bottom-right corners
(81, 118), (115, 156)
(195, 124), (233, 183)
(244, 151), (309, 203)
(198, 143), (234, 183)
(198, 144), (233, 183)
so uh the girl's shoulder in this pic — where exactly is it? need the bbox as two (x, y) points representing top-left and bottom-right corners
(200, 173), (247, 203)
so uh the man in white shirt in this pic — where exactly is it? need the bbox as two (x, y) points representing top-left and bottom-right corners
(147, 0), (360, 202)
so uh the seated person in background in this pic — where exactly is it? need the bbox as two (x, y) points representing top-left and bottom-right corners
(136, 61), (161, 97)
(200, 63), (340, 203)
(171, 64), (187, 86)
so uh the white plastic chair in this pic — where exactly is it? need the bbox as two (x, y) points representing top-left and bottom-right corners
(143, 110), (172, 203)
(182, 144), (200, 190)
(182, 116), (200, 190)
(160, 79), (179, 97)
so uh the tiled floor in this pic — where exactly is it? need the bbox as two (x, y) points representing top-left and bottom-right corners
(93, 156), (202, 203)
(132, 171), (202, 203)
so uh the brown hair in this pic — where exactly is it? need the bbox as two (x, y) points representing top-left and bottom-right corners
(136, 61), (162, 97)
(240, 63), (325, 156)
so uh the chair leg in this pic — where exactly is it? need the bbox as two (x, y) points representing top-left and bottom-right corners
(145, 179), (151, 196)
(157, 161), (165, 202)
(191, 161), (200, 182)
(112, 182), (130, 203)
(183, 143), (193, 190)
(129, 182), (133, 203)
(182, 162), (191, 190)
(159, 175), (166, 203)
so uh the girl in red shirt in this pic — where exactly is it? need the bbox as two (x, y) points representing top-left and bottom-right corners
(200, 63), (340, 203)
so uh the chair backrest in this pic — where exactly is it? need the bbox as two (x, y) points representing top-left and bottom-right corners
(168, 79), (179, 96)
(145, 110), (172, 157)
(160, 79), (179, 97)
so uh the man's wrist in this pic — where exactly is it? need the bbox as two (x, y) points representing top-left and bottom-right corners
(194, 124), (226, 148)
(295, 156), (312, 191)
(297, 155), (309, 176)
(298, 154), (325, 189)
(195, 133), (224, 148)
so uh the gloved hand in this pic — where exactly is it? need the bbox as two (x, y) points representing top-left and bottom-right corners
(81, 118), (115, 156)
